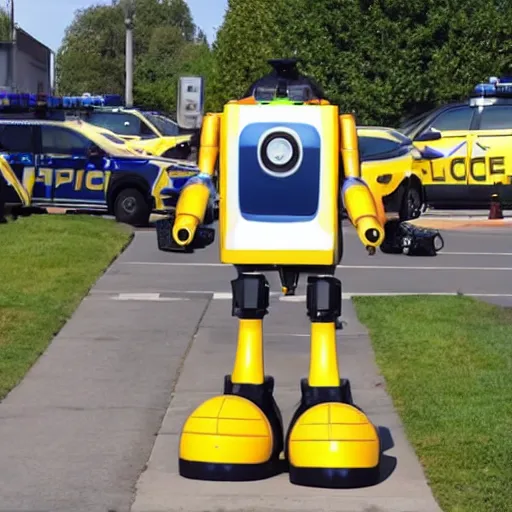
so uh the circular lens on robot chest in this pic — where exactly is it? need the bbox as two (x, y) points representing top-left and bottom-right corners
(258, 129), (302, 177)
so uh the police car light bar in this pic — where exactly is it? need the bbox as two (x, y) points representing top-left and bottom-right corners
(472, 76), (512, 97)
(0, 92), (123, 111)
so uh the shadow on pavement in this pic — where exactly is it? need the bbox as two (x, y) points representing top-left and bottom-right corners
(378, 425), (397, 484)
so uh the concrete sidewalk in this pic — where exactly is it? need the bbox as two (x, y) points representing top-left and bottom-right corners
(130, 299), (442, 512)
(0, 273), (213, 512)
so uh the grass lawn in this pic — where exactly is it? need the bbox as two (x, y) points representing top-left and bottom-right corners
(0, 215), (132, 401)
(353, 295), (512, 512)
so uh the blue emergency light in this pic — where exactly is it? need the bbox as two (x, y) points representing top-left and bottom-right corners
(0, 92), (123, 111)
(472, 76), (512, 97)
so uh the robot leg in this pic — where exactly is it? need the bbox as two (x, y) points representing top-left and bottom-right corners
(179, 273), (284, 481)
(285, 275), (381, 488)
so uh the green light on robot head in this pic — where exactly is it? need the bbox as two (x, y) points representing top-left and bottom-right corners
(258, 97), (305, 106)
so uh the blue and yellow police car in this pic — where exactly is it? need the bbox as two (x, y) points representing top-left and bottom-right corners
(67, 95), (194, 160)
(399, 76), (512, 208)
(0, 93), (205, 227)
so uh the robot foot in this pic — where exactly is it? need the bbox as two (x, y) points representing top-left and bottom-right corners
(286, 379), (381, 488)
(179, 375), (285, 481)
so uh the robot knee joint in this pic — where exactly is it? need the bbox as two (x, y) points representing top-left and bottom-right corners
(306, 275), (342, 323)
(231, 273), (270, 319)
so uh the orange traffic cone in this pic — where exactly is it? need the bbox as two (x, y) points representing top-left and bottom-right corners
(489, 193), (504, 220)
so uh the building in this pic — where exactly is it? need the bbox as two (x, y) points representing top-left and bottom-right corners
(0, 26), (54, 94)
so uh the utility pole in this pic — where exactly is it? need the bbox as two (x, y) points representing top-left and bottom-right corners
(9, 0), (16, 92)
(121, 0), (135, 107)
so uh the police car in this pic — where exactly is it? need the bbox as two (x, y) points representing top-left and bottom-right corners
(358, 126), (427, 220)
(399, 76), (512, 208)
(71, 98), (194, 160)
(0, 93), (205, 227)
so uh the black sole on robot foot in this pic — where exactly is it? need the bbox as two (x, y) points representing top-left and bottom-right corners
(289, 464), (380, 489)
(179, 458), (284, 482)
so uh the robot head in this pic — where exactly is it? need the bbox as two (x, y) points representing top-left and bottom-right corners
(243, 59), (328, 104)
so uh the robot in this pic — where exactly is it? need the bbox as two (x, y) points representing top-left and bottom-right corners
(156, 59), (388, 488)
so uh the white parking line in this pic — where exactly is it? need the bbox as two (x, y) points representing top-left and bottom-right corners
(119, 261), (512, 271)
(91, 290), (512, 302)
(113, 293), (187, 302)
(208, 291), (512, 301)
(213, 292), (282, 300)
(281, 292), (512, 301)
(442, 251), (512, 256)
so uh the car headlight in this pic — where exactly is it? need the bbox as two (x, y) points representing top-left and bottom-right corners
(377, 174), (392, 184)
(258, 128), (302, 177)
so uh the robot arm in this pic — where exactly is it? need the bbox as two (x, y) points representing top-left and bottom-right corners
(339, 114), (386, 253)
(171, 113), (221, 247)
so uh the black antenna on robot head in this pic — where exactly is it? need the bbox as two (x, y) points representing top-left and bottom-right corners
(267, 58), (302, 79)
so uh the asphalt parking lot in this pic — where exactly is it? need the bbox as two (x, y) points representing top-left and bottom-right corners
(94, 223), (512, 307)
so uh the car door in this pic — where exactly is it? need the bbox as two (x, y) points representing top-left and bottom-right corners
(39, 125), (108, 207)
(411, 106), (475, 206)
(0, 123), (38, 206)
(467, 104), (512, 205)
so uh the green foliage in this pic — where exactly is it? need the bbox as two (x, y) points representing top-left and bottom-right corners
(56, 0), (213, 114)
(354, 295), (512, 512)
(56, 4), (125, 97)
(0, 7), (10, 42)
(210, 0), (512, 126)
(57, 0), (512, 126)
(208, 0), (288, 110)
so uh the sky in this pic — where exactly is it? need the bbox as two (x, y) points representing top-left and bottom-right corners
(11, 0), (228, 52)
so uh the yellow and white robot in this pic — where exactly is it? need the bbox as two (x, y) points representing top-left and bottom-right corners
(156, 59), (387, 488)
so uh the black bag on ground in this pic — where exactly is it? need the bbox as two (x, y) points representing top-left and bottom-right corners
(156, 215), (215, 253)
(380, 219), (444, 256)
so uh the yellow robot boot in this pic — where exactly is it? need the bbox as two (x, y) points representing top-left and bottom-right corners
(179, 273), (285, 481)
(286, 276), (381, 488)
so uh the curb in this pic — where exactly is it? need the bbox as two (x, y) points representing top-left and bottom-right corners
(411, 218), (512, 230)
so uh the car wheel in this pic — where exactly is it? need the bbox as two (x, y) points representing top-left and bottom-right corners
(400, 184), (422, 220)
(114, 188), (150, 227)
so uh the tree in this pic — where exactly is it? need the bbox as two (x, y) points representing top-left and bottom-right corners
(0, 7), (10, 42)
(56, 0), (211, 113)
(208, 0), (291, 109)
(210, 0), (512, 126)
(55, 3), (125, 96)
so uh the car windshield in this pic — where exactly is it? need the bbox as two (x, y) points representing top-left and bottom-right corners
(66, 120), (139, 157)
(84, 129), (141, 157)
(399, 109), (438, 136)
(142, 112), (180, 136)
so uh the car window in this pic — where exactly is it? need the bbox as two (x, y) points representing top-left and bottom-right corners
(359, 136), (400, 158)
(139, 120), (155, 137)
(143, 112), (180, 136)
(478, 106), (512, 130)
(87, 112), (148, 137)
(41, 126), (92, 155)
(0, 124), (35, 152)
(427, 107), (474, 132)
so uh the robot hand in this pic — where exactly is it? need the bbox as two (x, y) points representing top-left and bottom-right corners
(156, 174), (215, 253)
(342, 177), (385, 254)
(171, 175), (212, 246)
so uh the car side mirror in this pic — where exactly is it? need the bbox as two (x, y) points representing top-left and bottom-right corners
(418, 146), (444, 160)
(414, 130), (442, 142)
